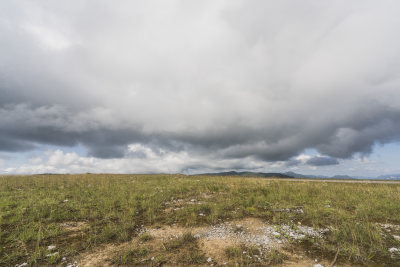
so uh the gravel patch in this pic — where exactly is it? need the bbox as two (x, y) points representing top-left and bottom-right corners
(197, 221), (329, 250)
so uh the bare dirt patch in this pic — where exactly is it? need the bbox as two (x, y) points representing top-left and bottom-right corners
(69, 244), (116, 267)
(60, 221), (88, 233)
(147, 224), (189, 240)
(64, 218), (358, 266)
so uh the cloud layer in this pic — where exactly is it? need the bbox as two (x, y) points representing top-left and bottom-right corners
(1, 0), (400, 172)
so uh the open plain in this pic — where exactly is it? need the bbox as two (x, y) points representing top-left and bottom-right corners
(1, 174), (400, 266)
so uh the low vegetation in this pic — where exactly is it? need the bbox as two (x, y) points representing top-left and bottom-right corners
(1, 174), (400, 266)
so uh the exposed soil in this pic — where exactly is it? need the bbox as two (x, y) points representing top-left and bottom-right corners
(59, 221), (89, 239)
(61, 218), (361, 266)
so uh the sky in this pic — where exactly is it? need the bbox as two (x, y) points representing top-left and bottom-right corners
(1, 0), (400, 177)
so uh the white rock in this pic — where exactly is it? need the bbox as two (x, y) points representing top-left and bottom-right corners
(314, 264), (324, 267)
(272, 231), (280, 236)
(207, 257), (212, 262)
(393, 235), (400, 240)
(297, 234), (306, 239)
(15, 263), (28, 267)
(47, 245), (56, 250)
(389, 247), (400, 253)
(46, 252), (59, 257)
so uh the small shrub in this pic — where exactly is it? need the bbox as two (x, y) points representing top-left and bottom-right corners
(187, 250), (207, 264)
(165, 232), (196, 251)
(225, 246), (240, 258)
(233, 225), (244, 233)
(266, 249), (287, 265)
(118, 246), (149, 265)
(139, 233), (153, 242)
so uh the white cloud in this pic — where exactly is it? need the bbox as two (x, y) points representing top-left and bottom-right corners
(22, 24), (73, 50)
(1, 1), (400, 175)
(295, 154), (311, 163)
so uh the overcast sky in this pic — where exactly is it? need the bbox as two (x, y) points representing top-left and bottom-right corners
(1, 0), (400, 177)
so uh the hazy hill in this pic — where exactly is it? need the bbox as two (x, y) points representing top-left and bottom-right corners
(199, 171), (293, 178)
(199, 171), (400, 180)
(284, 171), (329, 179)
(377, 174), (400, 180)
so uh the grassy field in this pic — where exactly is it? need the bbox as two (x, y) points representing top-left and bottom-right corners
(1, 174), (400, 266)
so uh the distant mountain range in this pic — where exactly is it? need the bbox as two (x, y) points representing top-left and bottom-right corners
(200, 171), (293, 178)
(198, 171), (400, 180)
(376, 174), (400, 180)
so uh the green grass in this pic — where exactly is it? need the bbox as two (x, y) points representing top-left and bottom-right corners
(138, 232), (153, 242)
(1, 174), (400, 265)
(225, 244), (286, 266)
(113, 231), (206, 265)
(116, 245), (150, 265)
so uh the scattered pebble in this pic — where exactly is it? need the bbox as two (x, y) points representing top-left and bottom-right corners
(270, 225), (329, 240)
(389, 247), (399, 253)
(46, 252), (59, 257)
(207, 257), (212, 262)
(314, 264), (324, 267)
(196, 221), (328, 252)
(15, 263), (28, 267)
(377, 223), (400, 231)
(270, 207), (304, 214)
(66, 261), (78, 267)
(47, 245), (56, 250)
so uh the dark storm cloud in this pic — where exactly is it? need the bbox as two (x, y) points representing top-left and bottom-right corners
(306, 156), (339, 166)
(284, 159), (302, 167)
(0, 136), (35, 152)
(1, 0), (400, 169)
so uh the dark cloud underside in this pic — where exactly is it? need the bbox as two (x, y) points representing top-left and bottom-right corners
(307, 156), (339, 166)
